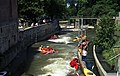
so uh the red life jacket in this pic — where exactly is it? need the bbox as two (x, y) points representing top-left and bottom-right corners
(79, 45), (83, 49)
(70, 58), (79, 70)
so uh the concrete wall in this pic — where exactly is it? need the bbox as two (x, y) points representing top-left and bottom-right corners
(0, 21), (18, 54)
(0, 0), (18, 54)
(0, 0), (17, 22)
(0, 0), (18, 71)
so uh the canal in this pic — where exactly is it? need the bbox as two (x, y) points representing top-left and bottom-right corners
(23, 29), (99, 76)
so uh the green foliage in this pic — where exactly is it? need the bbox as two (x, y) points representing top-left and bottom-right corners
(91, 0), (117, 17)
(102, 49), (117, 65)
(115, 25), (120, 31)
(94, 16), (115, 50)
(44, 0), (66, 19)
(69, 0), (119, 17)
(18, 0), (44, 22)
(18, 0), (67, 22)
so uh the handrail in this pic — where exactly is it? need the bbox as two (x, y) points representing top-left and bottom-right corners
(93, 45), (107, 76)
(108, 54), (120, 61)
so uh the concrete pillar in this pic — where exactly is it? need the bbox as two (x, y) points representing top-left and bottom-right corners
(78, 19), (80, 36)
(119, 12), (120, 18)
(74, 19), (76, 28)
(75, 18), (79, 28)
(81, 18), (83, 34)
(97, 19), (100, 25)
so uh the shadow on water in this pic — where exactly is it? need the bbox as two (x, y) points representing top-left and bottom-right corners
(22, 47), (38, 76)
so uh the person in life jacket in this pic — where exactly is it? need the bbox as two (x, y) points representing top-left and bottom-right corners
(47, 46), (55, 54)
(80, 34), (84, 38)
(81, 49), (88, 62)
(70, 58), (79, 70)
(54, 35), (59, 39)
(50, 35), (59, 39)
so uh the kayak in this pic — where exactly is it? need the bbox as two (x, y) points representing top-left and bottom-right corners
(73, 37), (81, 42)
(83, 68), (96, 76)
(73, 36), (87, 42)
(37, 46), (57, 54)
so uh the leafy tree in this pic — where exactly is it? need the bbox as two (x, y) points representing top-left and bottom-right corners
(44, 0), (66, 19)
(77, 0), (119, 17)
(18, 0), (67, 23)
(94, 16), (115, 50)
(91, 0), (118, 17)
(18, 0), (44, 23)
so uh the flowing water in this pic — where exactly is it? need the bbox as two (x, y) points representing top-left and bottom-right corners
(23, 29), (99, 76)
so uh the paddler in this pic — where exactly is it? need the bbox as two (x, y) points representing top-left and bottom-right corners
(70, 58), (79, 71)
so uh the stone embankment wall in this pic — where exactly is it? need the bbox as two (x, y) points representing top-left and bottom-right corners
(0, 21), (60, 75)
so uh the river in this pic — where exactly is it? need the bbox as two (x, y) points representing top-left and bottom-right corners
(23, 29), (99, 76)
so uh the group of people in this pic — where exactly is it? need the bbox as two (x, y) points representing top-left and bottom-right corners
(38, 45), (57, 54)
(69, 34), (90, 72)
(78, 39), (89, 62)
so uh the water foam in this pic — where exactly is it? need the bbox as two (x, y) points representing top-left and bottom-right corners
(39, 58), (73, 76)
(48, 36), (73, 44)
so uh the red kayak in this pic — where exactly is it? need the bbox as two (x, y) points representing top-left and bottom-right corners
(38, 46), (57, 54)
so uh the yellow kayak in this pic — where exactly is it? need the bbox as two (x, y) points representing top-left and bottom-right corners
(83, 68), (96, 76)
(73, 37), (81, 42)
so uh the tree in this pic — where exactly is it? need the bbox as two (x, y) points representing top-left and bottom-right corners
(18, 0), (67, 22)
(77, 0), (119, 17)
(94, 16), (115, 50)
(44, 0), (66, 19)
(18, 0), (44, 24)
(91, 0), (118, 17)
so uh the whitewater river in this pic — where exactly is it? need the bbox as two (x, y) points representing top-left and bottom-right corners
(23, 30), (99, 76)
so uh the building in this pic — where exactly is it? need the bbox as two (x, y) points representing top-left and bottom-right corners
(0, 0), (18, 70)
